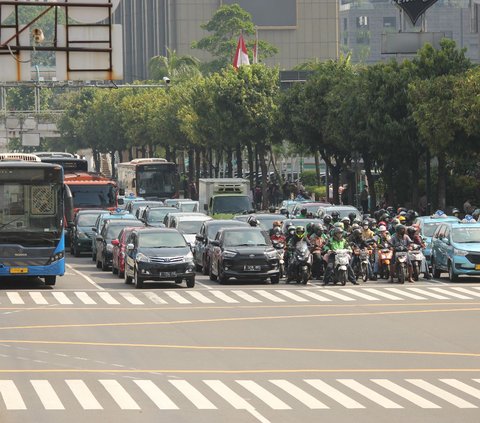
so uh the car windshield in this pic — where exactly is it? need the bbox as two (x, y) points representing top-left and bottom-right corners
(452, 227), (480, 243)
(139, 231), (187, 248)
(70, 185), (116, 208)
(212, 196), (251, 214)
(148, 209), (171, 222)
(224, 231), (269, 247)
(180, 203), (198, 212)
(423, 223), (441, 237)
(107, 223), (142, 240)
(206, 223), (245, 239)
(77, 213), (100, 227)
(256, 216), (281, 230)
(177, 220), (205, 234)
(326, 208), (359, 219)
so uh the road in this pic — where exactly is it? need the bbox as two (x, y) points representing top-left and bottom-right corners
(0, 256), (479, 423)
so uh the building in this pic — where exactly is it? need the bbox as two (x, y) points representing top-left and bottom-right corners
(113, 0), (340, 82)
(340, 0), (480, 63)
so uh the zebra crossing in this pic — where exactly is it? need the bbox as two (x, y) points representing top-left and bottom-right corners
(0, 377), (480, 411)
(0, 286), (479, 307)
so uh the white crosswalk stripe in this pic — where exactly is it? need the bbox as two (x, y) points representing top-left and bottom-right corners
(363, 288), (403, 300)
(231, 290), (262, 303)
(0, 380), (27, 410)
(270, 379), (329, 409)
(406, 379), (478, 408)
(254, 290), (285, 302)
(371, 379), (440, 408)
(120, 292), (144, 305)
(134, 380), (178, 410)
(6, 292), (24, 305)
(440, 379), (480, 400)
(305, 379), (365, 408)
(237, 380), (291, 409)
(99, 380), (141, 410)
(66, 380), (103, 410)
(31, 380), (65, 410)
(97, 292), (120, 305)
(276, 290), (309, 302)
(429, 287), (473, 300)
(210, 290), (239, 304)
(451, 287), (480, 298)
(337, 379), (403, 408)
(407, 288), (449, 299)
(165, 291), (191, 304)
(296, 290), (332, 302)
(341, 289), (380, 301)
(319, 290), (356, 302)
(185, 291), (215, 303)
(30, 292), (48, 305)
(204, 380), (252, 409)
(386, 287), (427, 300)
(142, 292), (167, 304)
(75, 292), (96, 305)
(169, 380), (217, 409)
(52, 292), (73, 305)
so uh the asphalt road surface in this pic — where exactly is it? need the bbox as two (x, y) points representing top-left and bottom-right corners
(0, 255), (479, 423)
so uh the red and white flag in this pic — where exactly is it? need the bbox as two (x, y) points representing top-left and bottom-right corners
(233, 34), (250, 69)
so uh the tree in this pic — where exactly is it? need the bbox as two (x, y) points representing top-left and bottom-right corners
(148, 48), (201, 82)
(192, 4), (278, 72)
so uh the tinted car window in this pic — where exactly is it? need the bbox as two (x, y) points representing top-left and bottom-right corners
(177, 220), (204, 234)
(452, 227), (480, 243)
(77, 214), (100, 226)
(139, 232), (187, 248)
(223, 231), (269, 247)
(423, 223), (441, 237)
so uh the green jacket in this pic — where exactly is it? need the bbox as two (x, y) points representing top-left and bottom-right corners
(323, 237), (351, 253)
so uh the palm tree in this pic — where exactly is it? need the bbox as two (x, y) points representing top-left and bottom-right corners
(148, 48), (201, 81)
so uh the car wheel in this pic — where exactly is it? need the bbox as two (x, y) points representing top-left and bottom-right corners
(186, 276), (195, 288)
(270, 275), (280, 284)
(218, 266), (228, 285)
(124, 266), (133, 284)
(209, 261), (217, 281)
(448, 262), (459, 282)
(134, 268), (144, 289)
(431, 258), (441, 278)
(44, 276), (56, 286)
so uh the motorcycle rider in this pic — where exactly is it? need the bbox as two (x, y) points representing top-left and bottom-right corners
(306, 222), (315, 240)
(309, 223), (326, 279)
(298, 207), (308, 218)
(331, 211), (340, 224)
(390, 224), (414, 283)
(350, 228), (376, 281)
(407, 226), (431, 280)
(322, 227), (357, 286)
(348, 212), (357, 225)
(270, 220), (283, 237)
(452, 208), (461, 219)
(323, 215), (333, 232)
(271, 226), (286, 245)
(341, 216), (351, 233)
(361, 219), (374, 241)
(373, 225), (391, 277)
(287, 226), (310, 281)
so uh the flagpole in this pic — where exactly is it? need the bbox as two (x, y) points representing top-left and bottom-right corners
(254, 26), (259, 64)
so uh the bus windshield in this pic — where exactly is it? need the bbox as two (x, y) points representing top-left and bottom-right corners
(0, 182), (63, 246)
(137, 165), (176, 197)
(70, 184), (116, 208)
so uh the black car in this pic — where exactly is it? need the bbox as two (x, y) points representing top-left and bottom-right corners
(194, 219), (249, 275)
(70, 209), (105, 256)
(124, 228), (195, 288)
(210, 227), (280, 284)
(95, 220), (145, 271)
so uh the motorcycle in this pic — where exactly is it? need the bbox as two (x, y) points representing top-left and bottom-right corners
(287, 241), (312, 284)
(394, 245), (409, 284)
(272, 239), (286, 278)
(332, 249), (351, 286)
(408, 244), (424, 282)
(377, 242), (393, 279)
(353, 247), (370, 282)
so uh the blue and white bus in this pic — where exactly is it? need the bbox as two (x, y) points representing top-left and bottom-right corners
(0, 154), (71, 286)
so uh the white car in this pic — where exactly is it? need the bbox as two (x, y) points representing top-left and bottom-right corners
(170, 214), (213, 245)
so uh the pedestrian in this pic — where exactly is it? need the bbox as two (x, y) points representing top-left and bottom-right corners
(254, 184), (262, 210)
(360, 186), (369, 214)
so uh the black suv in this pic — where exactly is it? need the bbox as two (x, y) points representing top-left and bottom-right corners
(124, 228), (195, 288)
(95, 220), (144, 271)
(210, 227), (280, 284)
(70, 209), (104, 256)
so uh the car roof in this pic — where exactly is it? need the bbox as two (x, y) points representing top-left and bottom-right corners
(204, 219), (248, 226)
(175, 215), (211, 221)
(133, 227), (179, 234)
(76, 209), (106, 215)
(220, 227), (264, 232)
(171, 212), (207, 218)
(450, 222), (479, 229)
(417, 216), (459, 224)
(321, 205), (359, 210)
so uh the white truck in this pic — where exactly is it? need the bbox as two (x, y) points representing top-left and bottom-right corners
(199, 178), (253, 217)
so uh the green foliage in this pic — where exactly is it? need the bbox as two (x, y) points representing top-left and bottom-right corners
(300, 170), (318, 186)
(148, 48), (201, 82)
(305, 185), (327, 200)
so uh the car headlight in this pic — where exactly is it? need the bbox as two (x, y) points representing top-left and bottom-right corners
(223, 250), (237, 258)
(136, 253), (150, 262)
(184, 251), (194, 263)
(265, 250), (278, 259)
(454, 248), (468, 256)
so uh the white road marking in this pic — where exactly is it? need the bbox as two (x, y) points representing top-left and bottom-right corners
(185, 291), (215, 304)
(275, 290), (309, 302)
(120, 292), (144, 305)
(165, 291), (191, 304)
(451, 287), (480, 298)
(0, 380), (26, 410)
(195, 281), (213, 289)
(342, 289), (380, 301)
(338, 379), (402, 408)
(29, 292), (48, 305)
(429, 287), (473, 299)
(6, 292), (24, 305)
(407, 288), (449, 299)
(66, 380), (103, 410)
(134, 380), (178, 410)
(97, 292), (120, 305)
(406, 379), (477, 408)
(66, 264), (104, 290)
(52, 292), (73, 305)
(169, 380), (217, 409)
(440, 379), (480, 400)
(270, 379), (329, 409)
(204, 380), (252, 409)
(236, 380), (291, 410)
(75, 292), (96, 305)
(31, 380), (65, 410)
(296, 290), (332, 302)
(363, 288), (402, 300)
(99, 379), (141, 410)
(319, 290), (356, 302)
(385, 287), (427, 300)
(232, 290), (262, 303)
(371, 379), (440, 408)
(210, 290), (239, 304)
(305, 379), (365, 409)
(254, 290), (285, 303)
(142, 292), (167, 304)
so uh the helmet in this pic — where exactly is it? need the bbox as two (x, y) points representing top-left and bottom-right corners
(398, 215), (406, 223)
(398, 211), (407, 217)
(378, 221), (387, 227)
(314, 223), (323, 235)
(407, 226), (416, 237)
(353, 218), (362, 225)
(452, 208), (460, 215)
(462, 214), (475, 223)
(362, 219), (369, 228)
(300, 208), (307, 216)
(352, 228), (362, 238)
(397, 207), (407, 214)
(323, 215), (332, 225)
(391, 218), (400, 226)
(295, 226), (306, 238)
(333, 227), (343, 236)
(351, 223), (360, 231)
(348, 212), (357, 222)
(331, 211), (340, 219)
(268, 206), (276, 213)
(287, 226), (296, 236)
(273, 220), (282, 228)
(434, 210), (446, 217)
(395, 224), (406, 234)
(378, 225), (387, 232)
(306, 222), (314, 234)
(272, 227), (282, 236)
(380, 213), (390, 222)
(334, 221), (344, 230)
(247, 216), (259, 227)
(341, 216), (350, 224)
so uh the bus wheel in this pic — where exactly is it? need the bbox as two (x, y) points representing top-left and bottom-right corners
(44, 276), (56, 286)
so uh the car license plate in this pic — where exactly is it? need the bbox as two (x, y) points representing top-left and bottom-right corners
(10, 268), (28, 274)
(475, 265), (480, 270)
(159, 271), (176, 277)
(244, 265), (261, 271)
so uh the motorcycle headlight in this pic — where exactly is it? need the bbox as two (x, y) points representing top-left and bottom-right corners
(223, 250), (237, 258)
(265, 250), (278, 259)
(454, 248), (468, 256)
(136, 253), (150, 262)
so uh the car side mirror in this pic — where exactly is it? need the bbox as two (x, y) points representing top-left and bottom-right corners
(442, 237), (450, 245)
(117, 198), (124, 206)
(96, 236), (102, 241)
(195, 234), (204, 242)
(111, 239), (119, 246)
(126, 243), (134, 250)
(211, 240), (220, 247)
(91, 227), (97, 232)
(280, 209), (287, 215)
